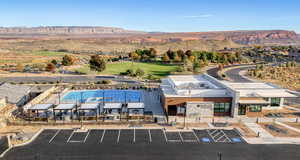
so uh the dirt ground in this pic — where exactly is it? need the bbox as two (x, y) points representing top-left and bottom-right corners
(246, 107), (300, 118)
(229, 123), (257, 137)
(259, 123), (300, 137)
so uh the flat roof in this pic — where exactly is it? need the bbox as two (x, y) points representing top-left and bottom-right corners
(104, 103), (122, 109)
(79, 103), (99, 110)
(238, 90), (297, 98)
(55, 104), (76, 110)
(127, 103), (144, 109)
(29, 104), (54, 110)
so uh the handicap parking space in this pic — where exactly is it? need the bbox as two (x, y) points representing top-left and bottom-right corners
(193, 130), (215, 143)
(193, 129), (246, 144)
(222, 129), (246, 143)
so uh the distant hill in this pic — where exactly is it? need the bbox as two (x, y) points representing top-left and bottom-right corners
(0, 26), (299, 45)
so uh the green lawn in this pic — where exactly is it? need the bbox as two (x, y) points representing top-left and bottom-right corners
(73, 62), (180, 78)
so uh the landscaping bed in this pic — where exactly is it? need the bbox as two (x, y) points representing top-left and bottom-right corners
(259, 123), (300, 137)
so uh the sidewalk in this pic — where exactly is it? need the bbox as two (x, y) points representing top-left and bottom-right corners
(244, 122), (273, 138)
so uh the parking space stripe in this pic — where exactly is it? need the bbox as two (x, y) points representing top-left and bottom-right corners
(117, 130), (121, 143)
(67, 130), (75, 143)
(192, 130), (200, 142)
(148, 129), (152, 143)
(100, 129), (106, 143)
(133, 128), (136, 143)
(83, 130), (90, 143)
(49, 130), (61, 143)
(163, 129), (168, 142)
(178, 132), (184, 142)
(206, 129), (215, 142)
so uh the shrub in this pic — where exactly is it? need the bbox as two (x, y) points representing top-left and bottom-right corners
(135, 68), (145, 77)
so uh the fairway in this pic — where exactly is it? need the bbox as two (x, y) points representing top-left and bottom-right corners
(74, 62), (179, 78)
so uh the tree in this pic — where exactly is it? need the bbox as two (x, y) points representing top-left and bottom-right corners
(45, 63), (56, 72)
(188, 55), (196, 63)
(173, 53), (181, 62)
(149, 48), (158, 59)
(62, 55), (76, 66)
(193, 61), (201, 72)
(89, 55), (106, 72)
(16, 63), (24, 72)
(185, 50), (192, 57)
(135, 68), (145, 77)
(129, 52), (140, 61)
(162, 54), (170, 63)
(51, 59), (58, 65)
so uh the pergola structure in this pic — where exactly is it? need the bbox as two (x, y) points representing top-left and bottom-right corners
(27, 104), (54, 121)
(127, 102), (145, 120)
(53, 103), (76, 121)
(78, 103), (100, 121)
(103, 103), (122, 120)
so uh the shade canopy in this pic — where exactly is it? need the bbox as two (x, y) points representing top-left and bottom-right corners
(238, 99), (269, 104)
(79, 103), (99, 110)
(104, 103), (122, 109)
(55, 104), (76, 110)
(127, 103), (144, 109)
(29, 104), (54, 110)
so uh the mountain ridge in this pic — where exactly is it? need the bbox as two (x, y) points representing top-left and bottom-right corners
(0, 26), (298, 45)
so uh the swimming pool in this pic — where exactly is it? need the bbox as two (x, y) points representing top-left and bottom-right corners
(61, 90), (143, 103)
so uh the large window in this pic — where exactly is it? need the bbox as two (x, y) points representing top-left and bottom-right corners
(249, 105), (262, 112)
(270, 98), (281, 107)
(214, 103), (231, 113)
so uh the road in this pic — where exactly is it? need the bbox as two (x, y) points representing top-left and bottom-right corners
(206, 64), (255, 82)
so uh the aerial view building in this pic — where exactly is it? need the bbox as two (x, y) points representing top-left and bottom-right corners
(160, 74), (297, 118)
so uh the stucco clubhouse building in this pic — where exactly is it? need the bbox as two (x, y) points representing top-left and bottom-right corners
(160, 74), (297, 118)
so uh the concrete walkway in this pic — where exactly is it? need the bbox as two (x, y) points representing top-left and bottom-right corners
(275, 121), (300, 133)
(284, 106), (300, 111)
(244, 122), (273, 138)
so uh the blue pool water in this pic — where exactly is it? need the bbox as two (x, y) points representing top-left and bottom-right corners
(61, 90), (142, 103)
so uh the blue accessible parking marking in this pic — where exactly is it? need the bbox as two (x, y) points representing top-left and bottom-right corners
(201, 137), (210, 143)
(231, 138), (242, 143)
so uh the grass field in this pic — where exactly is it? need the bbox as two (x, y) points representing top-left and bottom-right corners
(73, 61), (180, 78)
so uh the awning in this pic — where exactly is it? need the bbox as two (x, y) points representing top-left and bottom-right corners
(127, 103), (144, 109)
(28, 104), (54, 110)
(239, 99), (269, 104)
(79, 103), (99, 110)
(104, 103), (122, 109)
(55, 104), (76, 110)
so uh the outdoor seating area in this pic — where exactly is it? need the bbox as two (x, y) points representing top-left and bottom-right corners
(24, 102), (148, 122)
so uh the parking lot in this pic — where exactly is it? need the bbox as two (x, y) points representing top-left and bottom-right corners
(2, 129), (300, 160)
(38, 129), (245, 145)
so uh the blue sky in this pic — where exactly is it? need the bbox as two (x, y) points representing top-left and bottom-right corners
(0, 0), (299, 33)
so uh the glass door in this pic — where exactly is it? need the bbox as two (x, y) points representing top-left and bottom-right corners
(238, 105), (246, 115)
